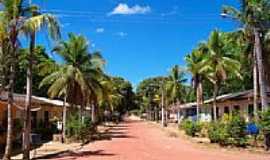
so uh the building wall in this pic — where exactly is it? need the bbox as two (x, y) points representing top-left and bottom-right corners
(0, 101), (63, 145)
(204, 97), (270, 120)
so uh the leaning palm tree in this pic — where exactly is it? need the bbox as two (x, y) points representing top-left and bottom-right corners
(204, 30), (242, 121)
(222, 0), (270, 111)
(21, 3), (60, 158)
(185, 45), (207, 120)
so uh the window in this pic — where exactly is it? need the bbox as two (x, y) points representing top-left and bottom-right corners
(248, 104), (254, 116)
(216, 107), (220, 119)
(31, 111), (37, 129)
(258, 103), (262, 111)
(234, 105), (240, 112)
(44, 111), (49, 126)
(224, 106), (230, 114)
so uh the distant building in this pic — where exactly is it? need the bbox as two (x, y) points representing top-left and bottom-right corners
(171, 90), (270, 122)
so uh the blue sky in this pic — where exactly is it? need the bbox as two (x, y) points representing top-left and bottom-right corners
(33, 0), (239, 86)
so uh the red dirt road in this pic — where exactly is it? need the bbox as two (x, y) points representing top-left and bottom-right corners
(52, 119), (270, 160)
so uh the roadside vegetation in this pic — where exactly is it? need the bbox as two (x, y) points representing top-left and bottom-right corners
(135, 0), (270, 151)
(0, 0), (136, 159)
(1, 0), (270, 159)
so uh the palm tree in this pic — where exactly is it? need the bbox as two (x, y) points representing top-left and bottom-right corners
(185, 45), (207, 120)
(0, 1), (36, 158)
(222, 0), (270, 111)
(99, 78), (123, 112)
(21, 3), (60, 158)
(204, 30), (241, 121)
(166, 65), (186, 105)
(165, 65), (186, 123)
(40, 33), (105, 142)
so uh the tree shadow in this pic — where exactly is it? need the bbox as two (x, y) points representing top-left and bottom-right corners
(32, 149), (116, 160)
(93, 122), (136, 141)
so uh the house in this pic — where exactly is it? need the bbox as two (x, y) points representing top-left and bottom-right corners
(0, 92), (66, 146)
(172, 90), (270, 122)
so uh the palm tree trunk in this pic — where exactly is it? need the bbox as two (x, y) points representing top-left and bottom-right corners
(254, 28), (268, 111)
(62, 96), (67, 143)
(213, 83), (218, 121)
(253, 46), (258, 119)
(196, 79), (203, 121)
(161, 89), (165, 127)
(22, 32), (35, 160)
(91, 103), (96, 124)
(3, 26), (17, 160)
(3, 65), (15, 160)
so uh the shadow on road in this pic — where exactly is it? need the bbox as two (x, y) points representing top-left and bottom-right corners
(32, 149), (116, 160)
(96, 122), (136, 141)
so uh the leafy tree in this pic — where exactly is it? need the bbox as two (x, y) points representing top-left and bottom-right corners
(16, 46), (57, 97)
(40, 33), (105, 142)
(223, 0), (270, 111)
(203, 30), (241, 121)
(186, 45), (208, 120)
(166, 65), (187, 105)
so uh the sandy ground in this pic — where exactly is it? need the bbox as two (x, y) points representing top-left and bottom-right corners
(43, 119), (270, 160)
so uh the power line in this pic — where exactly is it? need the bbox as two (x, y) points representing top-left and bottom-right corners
(41, 9), (231, 25)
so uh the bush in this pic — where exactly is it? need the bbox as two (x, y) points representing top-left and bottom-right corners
(208, 121), (229, 145)
(227, 113), (247, 147)
(181, 119), (202, 137)
(207, 113), (247, 147)
(259, 109), (270, 134)
(258, 109), (270, 150)
(66, 114), (96, 142)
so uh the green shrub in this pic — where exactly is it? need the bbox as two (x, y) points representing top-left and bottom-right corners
(207, 113), (247, 147)
(181, 119), (202, 137)
(258, 109), (270, 150)
(208, 121), (229, 145)
(66, 114), (96, 142)
(227, 113), (247, 147)
(259, 109), (270, 134)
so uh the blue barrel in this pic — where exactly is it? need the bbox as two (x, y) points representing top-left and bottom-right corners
(246, 123), (259, 135)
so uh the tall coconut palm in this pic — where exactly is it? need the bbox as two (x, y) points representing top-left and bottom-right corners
(166, 65), (186, 105)
(21, 4), (60, 158)
(185, 45), (207, 120)
(204, 30), (242, 121)
(222, 0), (270, 111)
(40, 33), (105, 142)
(165, 65), (186, 123)
(0, 1), (35, 159)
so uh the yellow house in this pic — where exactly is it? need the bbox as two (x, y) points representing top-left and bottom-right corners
(0, 92), (65, 146)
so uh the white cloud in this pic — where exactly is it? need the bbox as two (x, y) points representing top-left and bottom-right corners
(96, 28), (105, 33)
(61, 23), (71, 28)
(161, 6), (179, 17)
(109, 3), (151, 15)
(91, 43), (96, 48)
(114, 32), (128, 37)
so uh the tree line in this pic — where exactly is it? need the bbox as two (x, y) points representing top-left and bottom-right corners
(135, 0), (270, 125)
(0, 1), (135, 160)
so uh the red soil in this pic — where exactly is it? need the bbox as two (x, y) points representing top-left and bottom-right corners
(52, 119), (270, 160)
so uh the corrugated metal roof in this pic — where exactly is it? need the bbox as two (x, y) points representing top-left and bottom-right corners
(174, 90), (254, 110)
(0, 92), (68, 107)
